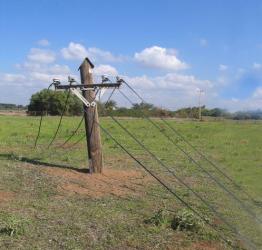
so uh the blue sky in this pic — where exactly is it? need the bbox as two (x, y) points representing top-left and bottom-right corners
(1, 0), (262, 111)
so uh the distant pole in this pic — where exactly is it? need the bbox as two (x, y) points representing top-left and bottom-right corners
(198, 89), (204, 121)
(79, 58), (103, 173)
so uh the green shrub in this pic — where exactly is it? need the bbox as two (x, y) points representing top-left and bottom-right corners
(0, 212), (29, 236)
(144, 209), (169, 227)
(171, 209), (204, 232)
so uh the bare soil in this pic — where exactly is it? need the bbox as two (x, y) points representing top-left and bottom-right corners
(43, 167), (152, 198)
(190, 241), (223, 250)
(0, 111), (26, 116)
(0, 191), (15, 203)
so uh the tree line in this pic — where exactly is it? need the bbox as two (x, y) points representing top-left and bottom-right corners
(26, 89), (262, 120)
(0, 103), (26, 110)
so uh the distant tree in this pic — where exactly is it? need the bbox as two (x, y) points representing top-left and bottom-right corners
(232, 110), (262, 120)
(28, 89), (82, 116)
(132, 102), (155, 110)
(105, 100), (117, 111)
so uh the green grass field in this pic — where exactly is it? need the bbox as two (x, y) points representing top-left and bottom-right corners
(0, 115), (261, 249)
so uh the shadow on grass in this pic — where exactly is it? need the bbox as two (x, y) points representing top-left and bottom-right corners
(0, 153), (90, 173)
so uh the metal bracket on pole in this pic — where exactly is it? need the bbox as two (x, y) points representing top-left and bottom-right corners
(51, 67), (124, 173)
(70, 88), (91, 107)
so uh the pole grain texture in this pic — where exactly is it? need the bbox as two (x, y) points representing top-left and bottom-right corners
(79, 58), (103, 173)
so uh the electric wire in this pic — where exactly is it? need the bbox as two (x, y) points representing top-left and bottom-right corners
(160, 117), (258, 205)
(118, 85), (262, 225)
(96, 119), (250, 250)
(56, 115), (84, 148)
(89, 87), (117, 139)
(32, 82), (258, 248)
(51, 88), (116, 161)
(120, 82), (261, 221)
(47, 89), (71, 148)
(34, 83), (53, 148)
(108, 115), (257, 249)
(47, 86), (100, 149)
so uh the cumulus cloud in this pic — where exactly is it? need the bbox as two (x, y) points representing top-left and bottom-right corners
(134, 46), (188, 71)
(61, 42), (88, 60)
(117, 73), (212, 109)
(17, 61), (71, 75)
(61, 42), (122, 62)
(219, 64), (228, 71)
(253, 63), (262, 70)
(27, 48), (56, 64)
(3, 41), (261, 111)
(124, 73), (211, 93)
(48, 64), (71, 74)
(37, 39), (50, 46)
(26, 63), (73, 84)
(29, 72), (69, 83)
(88, 48), (122, 62)
(2, 73), (26, 83)
(253, 87), (262, 98)
(124, 75), (155, 89)
(93, 64), (118, 76)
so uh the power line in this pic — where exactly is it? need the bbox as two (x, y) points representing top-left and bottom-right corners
(160, 118), (258, 205)
(47, 89), (71, 148)
(47, 88), (100, 149)
(119, 83), (262, 225)
(108, 115), (256, 250)
(34, 83), (53, 148)
(120, 82), (261, 221)
(96, 119), (251, 250)
(57, 115), (84, 148)
(33, 132), (86, 164)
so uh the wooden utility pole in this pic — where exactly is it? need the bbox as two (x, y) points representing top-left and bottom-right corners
(79, 58), (103, 173)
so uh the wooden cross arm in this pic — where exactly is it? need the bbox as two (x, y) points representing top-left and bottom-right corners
(55, 83), (122, 90)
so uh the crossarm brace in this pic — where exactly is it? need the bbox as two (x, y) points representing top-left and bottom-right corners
(70, 88), (92, 107)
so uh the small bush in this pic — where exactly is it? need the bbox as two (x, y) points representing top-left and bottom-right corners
(0, 212), (29, 236)
(171, 209), (204, 232)
(144, 209), (169, 227)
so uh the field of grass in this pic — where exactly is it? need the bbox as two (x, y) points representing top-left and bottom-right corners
(0, 115), (261, 249)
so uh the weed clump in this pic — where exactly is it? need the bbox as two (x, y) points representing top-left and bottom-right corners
(0, 211), (29, 236)
(144, 209), (169, 227)
(171, 209), (204, 232)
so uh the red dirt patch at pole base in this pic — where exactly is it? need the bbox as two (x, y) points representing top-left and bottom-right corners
(0, 191), (15, 203)
(43, 167), (152, 198)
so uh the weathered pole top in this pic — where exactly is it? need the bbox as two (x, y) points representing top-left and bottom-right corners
(78, 57), (95, 70)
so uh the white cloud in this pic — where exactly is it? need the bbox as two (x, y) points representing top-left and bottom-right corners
(48, 64), (71, 74)
(2, 73), (26, 82)
(117, 73), (212, 109)
(88, 47), (121, 62)
(93, 64), (118, 76)
(27, 48), (56, 64)
(134, 46), (188, 71)
(2, 41), (261, 111)
(217, 76), (228, 85)
(253, 87), (262, 98)
(253, 63), (262, 70)
(124, 75), (155, 89)
(61, 42), (122, 62)
(125, 73), (211, 93)
(37, 39), (50, 46)
(61, 42), (88, 60)
(200, 39), (208, 47)
(17, 61), (71, 75)
(29, 72), (68, 83)
(219, 64), (228, 71)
